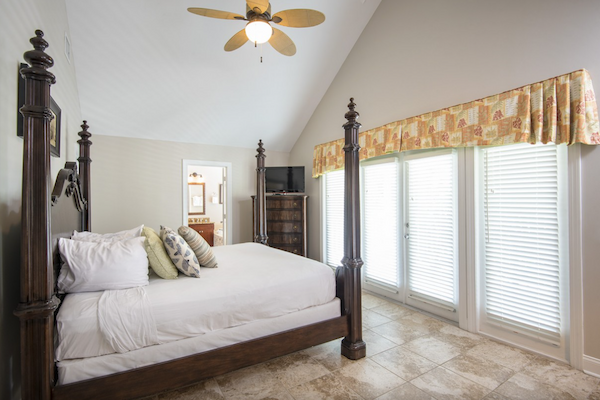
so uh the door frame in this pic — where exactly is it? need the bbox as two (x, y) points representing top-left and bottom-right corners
(182, 160), (233, 245)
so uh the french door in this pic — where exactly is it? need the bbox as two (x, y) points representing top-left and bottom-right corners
(361, 151), (459, 321)
(403, 150), (458, 321)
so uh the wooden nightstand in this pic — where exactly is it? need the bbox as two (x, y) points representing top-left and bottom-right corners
(189, 222), (214, 246)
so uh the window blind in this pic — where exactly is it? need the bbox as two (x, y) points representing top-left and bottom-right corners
(482, 144), (564, 345)
(324, 170), (344, 267)
(363, 161), (400, 288)
(405, 153), (457, 309)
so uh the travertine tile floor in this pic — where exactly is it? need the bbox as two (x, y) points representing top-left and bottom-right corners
(148, 292), (600, 400)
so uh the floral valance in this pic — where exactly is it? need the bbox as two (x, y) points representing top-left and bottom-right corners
(313, 69), (600, 178)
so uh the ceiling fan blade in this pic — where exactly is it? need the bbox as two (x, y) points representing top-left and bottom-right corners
(269, 28), (296, 56)
(246, 0), (269, 14)
(187, 8), (245, 20)
(272, 9), (325, 28)
(224, 29), (249, 52)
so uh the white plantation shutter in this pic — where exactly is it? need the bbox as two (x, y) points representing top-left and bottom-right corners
(324, 170), (344, 267)
(405, 152), (457, 309)
(482, 143), (566, 345)
(363, 161), (400, 288)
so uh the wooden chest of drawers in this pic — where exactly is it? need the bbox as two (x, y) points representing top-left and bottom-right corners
(252, 195), (308, 256)
(188, 222), (214, 246)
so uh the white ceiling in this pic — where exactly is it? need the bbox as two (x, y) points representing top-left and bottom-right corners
(65, 0), (381, 152)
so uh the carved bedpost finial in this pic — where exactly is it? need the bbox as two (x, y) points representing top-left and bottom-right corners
(344, 97), (360, 125)
(22, 30), (56, 85)
(77, 120), (93, 144)
(256, 139), (266, 160)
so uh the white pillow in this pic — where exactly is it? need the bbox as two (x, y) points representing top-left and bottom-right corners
(71, 225), (144, 243)
(57, 237), (149, 293)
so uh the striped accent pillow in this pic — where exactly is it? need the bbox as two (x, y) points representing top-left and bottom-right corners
(178, 226), (218, 268)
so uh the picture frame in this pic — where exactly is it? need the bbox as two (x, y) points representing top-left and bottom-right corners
(16, 63), (26, 139)
(17, 62), (61, 157)
(49, 96), (61, 157)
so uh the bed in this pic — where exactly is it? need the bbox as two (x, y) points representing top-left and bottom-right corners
(15, 30), (365, 400)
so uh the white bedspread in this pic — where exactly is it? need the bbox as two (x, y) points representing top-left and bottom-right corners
(98, 287), (158, 353)
(56, 243), (336, 361)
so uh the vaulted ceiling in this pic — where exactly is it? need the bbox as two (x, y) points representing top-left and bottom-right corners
(65, 0), (381, 152)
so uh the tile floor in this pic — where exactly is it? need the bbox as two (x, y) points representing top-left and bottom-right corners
(147, 293), (600, 400)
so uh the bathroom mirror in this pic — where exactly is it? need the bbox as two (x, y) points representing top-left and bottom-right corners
(188, 182), (205, 215)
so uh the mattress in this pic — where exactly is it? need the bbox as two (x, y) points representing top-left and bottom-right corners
(57, 298), (340, 384)
(56, 242), (338, 361)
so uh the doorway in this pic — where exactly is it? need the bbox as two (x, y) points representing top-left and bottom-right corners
(182, 160), (233, 246)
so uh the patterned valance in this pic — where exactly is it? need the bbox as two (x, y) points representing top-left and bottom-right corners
(313, 69), (599, 178)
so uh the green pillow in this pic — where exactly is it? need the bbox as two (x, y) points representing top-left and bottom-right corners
(178, 226), (218, 268)
(142, 227), (178, 279)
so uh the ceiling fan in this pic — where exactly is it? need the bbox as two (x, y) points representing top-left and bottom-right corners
(188, 0), (325, 56)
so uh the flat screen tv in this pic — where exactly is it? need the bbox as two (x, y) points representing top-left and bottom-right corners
(265, 166), (305, 193)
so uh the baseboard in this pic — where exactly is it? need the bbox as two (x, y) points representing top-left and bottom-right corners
(583, 355), (600, 378)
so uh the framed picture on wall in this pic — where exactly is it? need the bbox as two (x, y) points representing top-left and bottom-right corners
(49, 96), (61, 157)
(17, 62), (61, 157)
(16, 63), (26, 139)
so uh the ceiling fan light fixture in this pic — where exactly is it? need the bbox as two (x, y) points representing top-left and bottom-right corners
(245, 20), (272, 44)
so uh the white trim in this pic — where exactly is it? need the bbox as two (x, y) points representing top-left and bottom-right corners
(583, 355), (600, 378)
(463, 147), (477, 332)
(567, 144), (583, 369)
(182, 160), (233, 245)
(320, 175), (326, 263)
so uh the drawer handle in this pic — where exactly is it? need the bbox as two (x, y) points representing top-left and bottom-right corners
(293, 202), (298, 206)
(198, 230), (204, 233)
(293, 238), (298, 242)
(293, 249), (298, 254)
(293, 225), (298, 230)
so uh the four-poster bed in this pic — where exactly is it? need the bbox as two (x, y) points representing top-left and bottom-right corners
(15, 30), (365, 400)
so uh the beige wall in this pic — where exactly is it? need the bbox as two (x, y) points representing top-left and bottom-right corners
(90, 135), (289, 244)
(0, 0), (83, 398)
(290, 0), (600, 361)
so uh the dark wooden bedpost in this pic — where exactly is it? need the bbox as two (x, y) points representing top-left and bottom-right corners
(254, 140), (268, 244)
(341, 98), (366, 360)
(14, 30), (58, 400)
(77, 120), (92, 231)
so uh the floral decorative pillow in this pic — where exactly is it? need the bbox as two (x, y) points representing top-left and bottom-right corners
(160, 226), (201, 278)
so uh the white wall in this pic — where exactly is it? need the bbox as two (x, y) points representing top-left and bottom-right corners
(290, 0), (600, 362)
(0, 0), (82, 398)
(90, 135), (289, 244)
